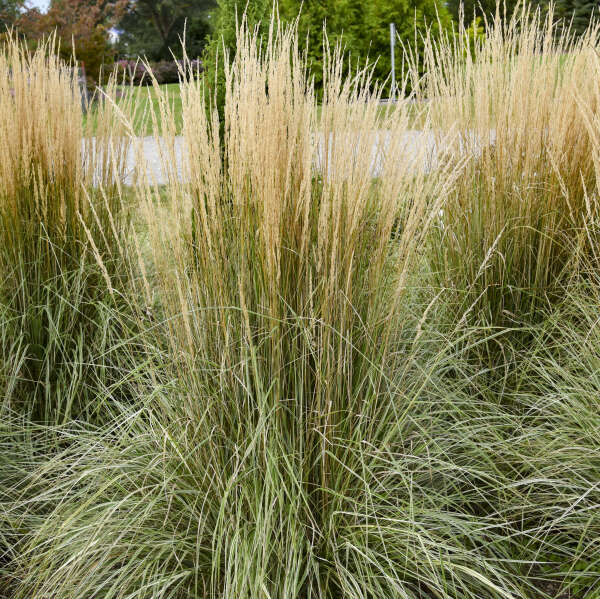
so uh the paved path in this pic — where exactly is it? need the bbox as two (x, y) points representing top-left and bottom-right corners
(124, 130), (449, 185)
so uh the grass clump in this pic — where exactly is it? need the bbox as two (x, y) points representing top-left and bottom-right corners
(3, 8), (600, 599)
(3, 19), (530, 599)
(415, 5), (600, 329)
(0, 35), (134, 423)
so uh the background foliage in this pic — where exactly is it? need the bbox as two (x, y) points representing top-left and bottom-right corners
(448, 0), (598, 35)
(446, 0), (520, 26)
(0, 0), (21, 27)
(205, 0), (452, 93)
(115, 0), (215, 60)
(4, 1), (599, 88)
(12, 0), (125, 85)
(545, 0), (598, 35)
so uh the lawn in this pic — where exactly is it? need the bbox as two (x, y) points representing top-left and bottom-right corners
(127, 81), (183, 135)
(83, 82), (183, 136)
(110, 83), (420, 136)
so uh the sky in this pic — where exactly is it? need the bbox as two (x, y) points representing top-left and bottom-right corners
(27, 0), (50, 12)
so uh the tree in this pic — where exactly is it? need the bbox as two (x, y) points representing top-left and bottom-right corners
(202, 0), (272, 144)
(539, 0), (598, 36)
(204, 0), (451, 150)
(446, 1), (598, 36)
(15, 0), (126, 84)
(0, 0), (25, 28)
(207, 0), (451, 92)
(548, 0), (577, 27)
(445, 0), (520, 27)
(116, 0), (216, 60)
(276, 0), (451, 93)
(356, 0), (451, 88)
(572, 0), (597, 34)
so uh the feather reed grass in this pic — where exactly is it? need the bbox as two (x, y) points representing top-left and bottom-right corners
(0, 35), (134, 422)
(2, 9), (600, 599)
(414, 6), (600, 329)
(5, 19), (533, 599)
(139, 23), (469, 595)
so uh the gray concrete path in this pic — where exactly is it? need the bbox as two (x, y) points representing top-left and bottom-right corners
(124, 130), (449, 185)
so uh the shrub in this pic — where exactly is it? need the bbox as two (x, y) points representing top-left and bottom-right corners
(114, 59), (150, 85)
(113, 59), (203, 86)
(151, 59), (180, 84)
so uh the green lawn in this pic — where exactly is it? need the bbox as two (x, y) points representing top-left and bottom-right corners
(106, 83), (422, 136)
(128, 82), (183, 136)
(84, 83), (183, 136)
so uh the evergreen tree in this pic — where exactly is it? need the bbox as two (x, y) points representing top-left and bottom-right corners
(540, 0), (598, 36)
(279, 0), (451, 91)
(551, 0), (576, 24)
(279, 0), (341, 90)
(572, 0), (597, 35)
(361, 0), (450, 88)
(205, 0), (272, 55)
(116, 0), (215, 61)
(204, 0), (451, 132)
(445, 0), (520, 27)
(202, 0), (272, 141)
(446, 1), (597, 36)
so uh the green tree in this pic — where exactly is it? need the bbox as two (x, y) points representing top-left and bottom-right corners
(447, 1), (597, 36)
(207, 0), (451, 93)
(539, 0), (598, 36)
(278, 0), (451, 91)
(446, 0), (520, 26)
(205, 0), (271, 52)
(279, 0), (328, 87)
(202, 0), (272, 138)
(204, 0), (451, 137)
(0, 0), (24, 28)
(549, 0), (577, 26)
(572, 0), (597, 34)
(116, 0), (216, 60)
(361, 0), (451, 88)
